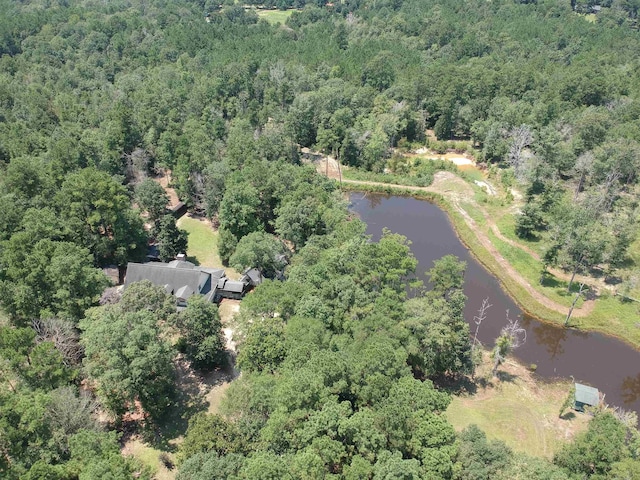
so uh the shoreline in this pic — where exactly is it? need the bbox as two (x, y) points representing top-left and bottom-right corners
(343, 181), (640, 352)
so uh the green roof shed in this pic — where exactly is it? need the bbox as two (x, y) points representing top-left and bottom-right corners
(574, 383), (600, 412)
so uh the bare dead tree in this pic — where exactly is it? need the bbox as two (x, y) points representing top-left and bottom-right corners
(472, 297), (492, 348)
(124, 148), (151, 185)
(46, 386), (101, 442)
(492, 310), (526, 376)
(611, 406), (638, 430)
(601, 169), (622, 213)
(191, 171), (207, 216)
(573, 151), (595, 200)
(507, 124), (533, 182)
(565, 282), (587, 327)
(99, 286), (122, 306)
(33, 318), (83, 366)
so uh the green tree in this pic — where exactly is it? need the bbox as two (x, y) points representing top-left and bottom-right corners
(229, 231), (289, 278)
(457, 424), (513, 480)
(403, 292), (473, 377)
(177, 452), (246, 480)
(154, 214), (189, 262)
(176, 295), (226, 370)
(218, 227), (239, 266)
(56, 168), (147, 266)
(554, 412), (629, 478)
(135, 179), (169, 222)
(0, 327), (74, 391)
(67, 429), (149, 480)
(179, 413), (243, 464)
(0, 238), (109, 321)
(237, 317), (287, 374)
(427, 255), (466, 298)
(361, 52), (396, 91)
(80, 301), (175, 421)
(218, 182), (262, 239)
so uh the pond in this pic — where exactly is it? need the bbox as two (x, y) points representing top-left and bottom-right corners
(350, 192), (640, 416)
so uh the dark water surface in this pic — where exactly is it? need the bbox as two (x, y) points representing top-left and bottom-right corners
(350, 192), (640, 415)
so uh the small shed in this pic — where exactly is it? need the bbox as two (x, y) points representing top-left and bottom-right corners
(574, 383), (600, 412)
(170, 201), (188, 219)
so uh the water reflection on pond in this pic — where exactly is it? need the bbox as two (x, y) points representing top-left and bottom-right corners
(349, 192), (640, 416)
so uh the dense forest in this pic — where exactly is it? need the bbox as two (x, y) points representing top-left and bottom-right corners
(1, 0), (640, 478)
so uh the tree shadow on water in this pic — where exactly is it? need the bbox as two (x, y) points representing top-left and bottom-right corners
(621, 373), (640, 405)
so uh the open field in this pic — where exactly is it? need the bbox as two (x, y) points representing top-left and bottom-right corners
(446, 353), (590, 459)
(256, 9), (294, 24)
(177, 215), (240, 279)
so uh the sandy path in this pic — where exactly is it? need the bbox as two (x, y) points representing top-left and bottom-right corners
(315, 156), (595, 318)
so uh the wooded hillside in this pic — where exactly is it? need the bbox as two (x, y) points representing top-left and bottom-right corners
(1, 0), (639, 478)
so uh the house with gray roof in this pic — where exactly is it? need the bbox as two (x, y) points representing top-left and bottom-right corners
(125, 258), (226, 306)
(125, 255), (264, 306)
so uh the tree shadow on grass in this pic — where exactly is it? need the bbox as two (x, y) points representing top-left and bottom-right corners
(142, 352), (240, 451)
(560, 411), (576, 421)
(541, 274), (564, 290)
(494, 370), (518, 383)
(139, 358), (211, 451)
(433, 373), (480, 395)
(186, 255), (200, 266)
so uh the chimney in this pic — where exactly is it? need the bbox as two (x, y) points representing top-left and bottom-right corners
(176, 253), (187, 262)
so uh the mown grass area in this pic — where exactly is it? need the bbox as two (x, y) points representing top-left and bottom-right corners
(176, 216), (240, 279)
(574, 294), (640, 344)
(446, 354), (589, 459)
(460, 201), (486, 226)
(256, 9), (294, 24)
(487, 229), (581, 309)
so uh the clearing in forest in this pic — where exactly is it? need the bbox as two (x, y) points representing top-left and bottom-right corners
(445, 353), (590, 459)
(176, 215), (241, 280)
(256, 9), (294, 24)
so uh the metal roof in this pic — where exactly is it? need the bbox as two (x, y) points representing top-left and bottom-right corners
(125, 262), (226, 304)
(575, 383), (599, 406)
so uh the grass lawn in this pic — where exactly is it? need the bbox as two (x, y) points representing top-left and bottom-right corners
(575, 294), (640, 346)
(257, 9), (294, 25)
(446, 353), (590, 459)
(460, 201), (486, 226)
(177, 216), (240, 279)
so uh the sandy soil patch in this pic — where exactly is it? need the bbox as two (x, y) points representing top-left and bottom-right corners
(474, 180), (497, 195)
(155, 171), (181, 208)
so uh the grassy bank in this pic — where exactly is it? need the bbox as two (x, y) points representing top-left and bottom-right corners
(343, 182), (640, 348)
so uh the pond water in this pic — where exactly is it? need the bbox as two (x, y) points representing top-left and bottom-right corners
(350, 192), (640, 416)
